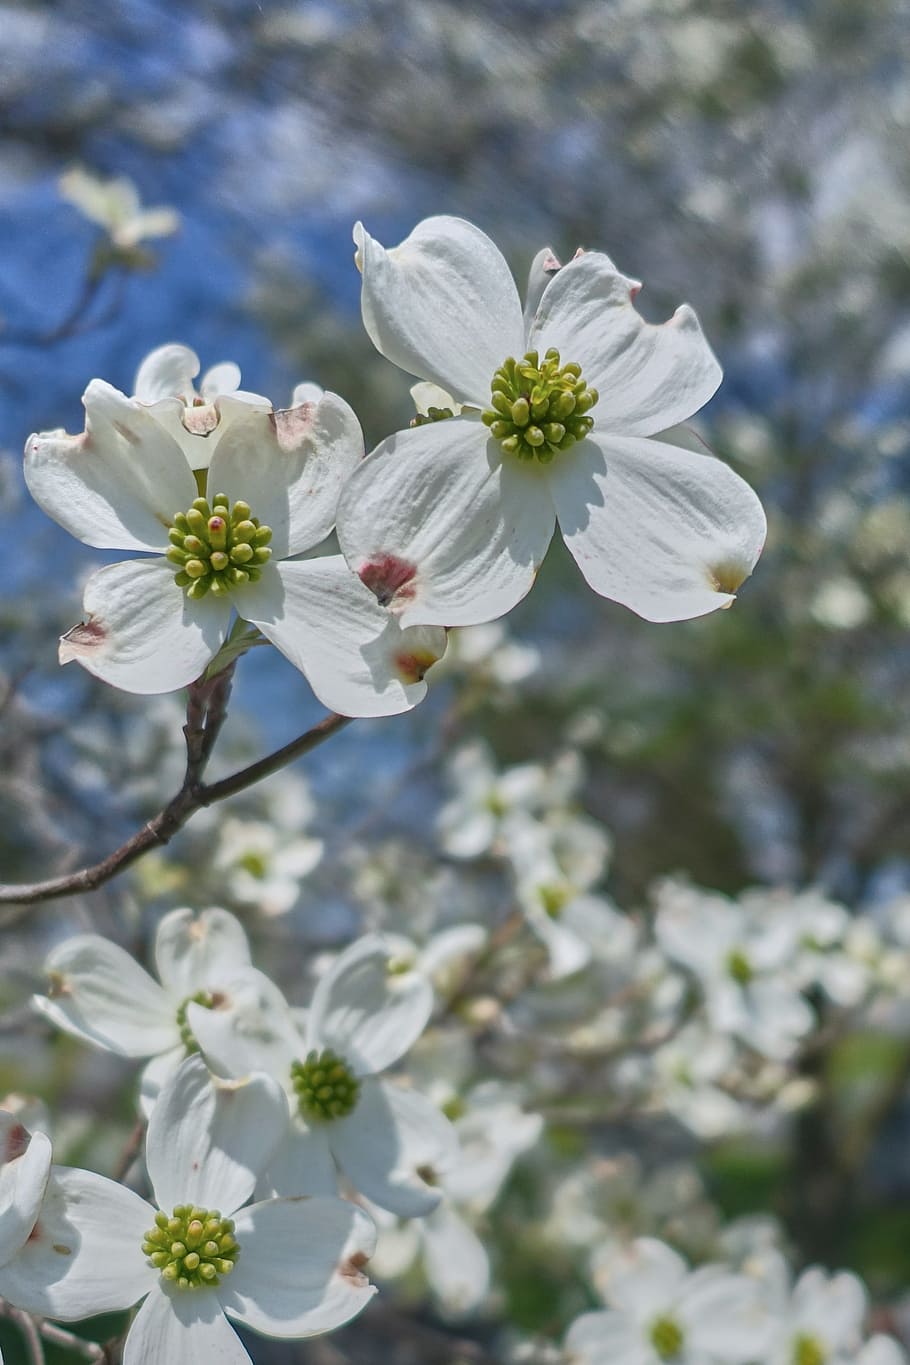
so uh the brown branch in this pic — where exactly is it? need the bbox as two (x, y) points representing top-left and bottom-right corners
(0, 671), (353, 907)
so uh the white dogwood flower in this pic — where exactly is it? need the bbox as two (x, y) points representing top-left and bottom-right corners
(32, 907), (273, 1114)
(565, 1237), (769, 1365)
(338, 216), (766, 628)
(25, 379), (445, 712)
(188, 934), (459, 1218)
(131, 343), (270, 473)
(0, 1113), (52, 1278)
(0, 1058), (376, 1364)
(755, 1253), (908, 1365)
(59, 166), (179, 251)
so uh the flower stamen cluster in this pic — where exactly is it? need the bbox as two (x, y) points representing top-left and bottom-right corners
(792, 1336), (827, 1365)
(649, 1313), (685, 1360)
(410, 405), (455, 427)
(291, 1048), (360, 1122)
(175, 990), (217, 1053)
(482, 348), (598, 463)
(142, 1205), (239, 1289)
(726, 949), (754, 985)
(166, 495), (273, 600)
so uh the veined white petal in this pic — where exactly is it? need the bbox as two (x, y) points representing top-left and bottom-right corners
(138, 1046), (186, 1120)
(32, 934), (177, 1058)
(355, 216), (524, 408)
(154, 907), (253, 1002)
(0, 1167), (152, 1319)
(24, 379), (197, 551)
(124, 1281), (252, 1365)
(238, 557), (445, 718)
(146, 1056), (288, 1216)
(531, 252), (722, 435)
(0, 1124), (51, 1268)
(186, 971), (302, 1091)
(258, 1124), (338, 1200)
(330, 1080), (458, 1218)
(420, 1203), (490, 1314)
(59, 558), (231, 694)
(207, 393), (364, 557)
(550, 433), (766, 622)
(222, 1196), (376, 1337)
(337, 417), (555, 629)
(306, 934), (433, 1076)
(133, 344), (200, 403)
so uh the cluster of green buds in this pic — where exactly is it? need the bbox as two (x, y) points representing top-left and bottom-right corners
(175, 990), (217, 1054)
(166, 494), (273, 600)
(726, 948), (754, 986)
(483, 347), (598, 463)
(649, 1315), (685, 1361)
(291, 1048), (360, 1122)
(410, 404), (455, 427)
(142, 1205), (239, 1289)
(792, 1336), (827, 1365)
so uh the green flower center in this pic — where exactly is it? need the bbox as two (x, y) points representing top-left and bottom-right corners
(175, 990), (217, 1054)
(649, 1314), (685, 1360)
(540, 882), (572, 919)
(166, 494), (272, 601)
(482, 348), (597, 464)
(793, 1334), (827, 1365)
(142, 1205), (239, 1290)
(726, 948), (754, 985)
(290, 1048), (360, 1122)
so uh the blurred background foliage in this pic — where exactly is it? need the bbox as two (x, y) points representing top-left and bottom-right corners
(2, 0), (910, 1360)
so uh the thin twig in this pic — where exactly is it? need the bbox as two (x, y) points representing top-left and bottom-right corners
(36, 1318), (105, 1360)
(113, 1119), (146, 1183)
(0, 674), (353, 906)
(1, 1304), (45, 1364)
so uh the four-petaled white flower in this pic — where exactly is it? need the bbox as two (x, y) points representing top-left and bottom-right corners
(33, 907), (272, 1114)
(131, 343), (271, 473)
(188, 934), (459, 1217)
(336, 216), (766, 630)
(565, 1237), (769, 1365)
(25, 377), (445, 713)
(59, 166), (180, 251)
(0, 1058), (376, 1365)
(756, 1252), (908, 1365)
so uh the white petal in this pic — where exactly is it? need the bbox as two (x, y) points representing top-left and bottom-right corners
(531, 252), (722, 435)
(601, 1238), (688, 1317)
(682, 1269), (770, 1359)
(59, 558), (231, 693)
(523, 246), (564, 331)
(337, 417), (555, 628)
(24, 379), (197, 550)
(331, 1080), (458, 1218)
(32, 934), (177, 1058)
(200, 362), (242, 401)
(222, 1196), (376, 1336)
(306, 934), (433, 1075)
(124, 1281), (252, 1365)
(138, 1046), (187, 1119)
(550, 433), (766, 621)
(420, 1204), (490, 1314)
(355, 216), (524, 407)
(565, 1310), (651, 1364)
(186, 971), (302, 1088)
(133, 344), (200, 403)
(525, 905), (592, 980)
(207, 393), (363, 557)
(146, 1056), (288, 1216)
(239, 557), (446, 718)
(0, 1123), (51, 1268)
(154, 907), (252, 1001)
(0, 1167), (152, 1319)
(291, 381), (325, 405)
(858, 1337), (909, 1365)
(258, 1125), (338, 1199)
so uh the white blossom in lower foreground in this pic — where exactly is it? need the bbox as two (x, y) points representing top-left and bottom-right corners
(0, 1059), (376, 1365)
(189, 934), (459, 1217)
(32, 907), (273, 1114)
(24, 378), (445, 713)
(337, 216), (766, 629)
(0, 1113), (53, 1308)
(564, 1237), (769, 1365)
(755, 1252), (908, 1365)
